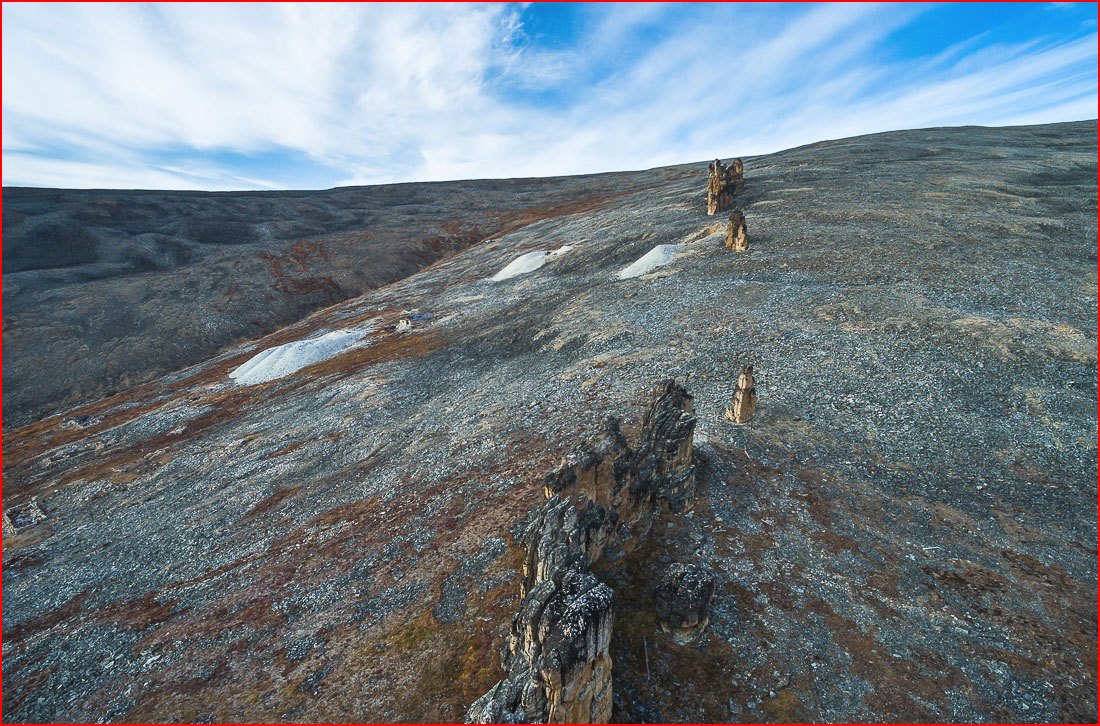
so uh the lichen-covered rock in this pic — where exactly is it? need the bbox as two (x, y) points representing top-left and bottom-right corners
(538, 569), (615, 723)
(467, 381), (697, 724)
(726, 210), (748, 252)
(706, 158), (744, 215)
(7, 497), (47, 531)
(654, 563), (716, 645)
(468, 497), (616, 725)
(636, 379), (697, 513)
(725, 365), (757, 423)
(3, 511), (18, 537)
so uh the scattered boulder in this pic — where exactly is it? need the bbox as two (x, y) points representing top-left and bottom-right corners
(725, 210), (748, 252)
(6, 497), (47, 533)
(61, 414), (102, 430)
(467, 381), (697, 724)
(725, 365), (757, 423)
(395, 312), (433, 332)
(3, 511), (18, 538)
(654, 563), (716, 645)
(706, 158), (744, 216)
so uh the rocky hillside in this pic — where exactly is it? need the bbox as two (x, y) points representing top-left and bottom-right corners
(2, 174), (656, 427)
(2, 121), (1096, 723)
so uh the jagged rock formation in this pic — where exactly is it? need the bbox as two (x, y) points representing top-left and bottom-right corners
(470, 500), (616, 725)
(633, 381), (699, 515)
(725, 210), (748, 252)
(725, 365), (757, 423)
(706, 158), (743, 215)
(467, 381), (697, 724)
(654, 563), (716, 645)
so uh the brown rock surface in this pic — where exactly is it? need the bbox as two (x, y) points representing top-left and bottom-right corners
(706, 158), (743, 215)
(725, 365), (757, 423)
(726, 210), (748, 252)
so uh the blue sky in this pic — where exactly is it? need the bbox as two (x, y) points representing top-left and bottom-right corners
(2, 2), (1096, 191)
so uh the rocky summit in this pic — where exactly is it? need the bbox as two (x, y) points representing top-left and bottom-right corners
(2, 121), (1097, 724)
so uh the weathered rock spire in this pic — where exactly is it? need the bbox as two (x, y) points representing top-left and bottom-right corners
(706, 158), (743, 215)
(725, 365), (757, 423)
(726, 209), (748, 252)
(467, 381), (697, 724)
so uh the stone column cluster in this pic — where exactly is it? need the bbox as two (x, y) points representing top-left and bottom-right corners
(706, 158), (744, 216)
(467, 381), (698, 724)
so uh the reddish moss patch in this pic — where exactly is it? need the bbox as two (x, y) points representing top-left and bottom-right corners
(272, 275), (344, 298)
(493, 186), (662, 235)
(2, 548), (46, 573)
(822, 611), (956, 720)
(259, 440), (308, 461)
(380, 591), (512, 723)
(257, 240), (330, 279)
(103, 592), (189, 632)
(4, 589), (93, 644)
(1, 662), (59, 716)
(242, 487), (300, 520)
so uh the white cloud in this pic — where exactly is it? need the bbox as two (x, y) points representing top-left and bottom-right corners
(2, 154), (237, 191)
(2, 2), (1095, 190)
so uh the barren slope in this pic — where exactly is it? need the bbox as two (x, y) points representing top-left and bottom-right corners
(2, 121), (1096, 723)
(2, 173), (654, 427)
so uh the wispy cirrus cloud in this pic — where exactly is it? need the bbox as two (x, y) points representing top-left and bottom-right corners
(2, 2), (1095, 190)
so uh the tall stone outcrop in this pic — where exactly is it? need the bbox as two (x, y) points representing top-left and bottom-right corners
(467, 381), (697, 724)
(471, 498), (616, 725)
(635, 380), (698, 514)
(726, 210), (748, 252)
(725, 365), (757, 423)
(706, 158), (744, 215)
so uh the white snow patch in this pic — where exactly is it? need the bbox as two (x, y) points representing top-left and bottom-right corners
(491, 246), (574, 281)
(230, 328), (370, 385)
(617, 244), (685, 279)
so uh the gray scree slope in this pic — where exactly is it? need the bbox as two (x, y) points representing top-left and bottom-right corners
(2, 121), (1096, 723)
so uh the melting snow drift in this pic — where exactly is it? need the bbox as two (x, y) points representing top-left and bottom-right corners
(491, 246), (573, 281)
(230, 328), (369, 385)
(617, 244), (685, 279)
